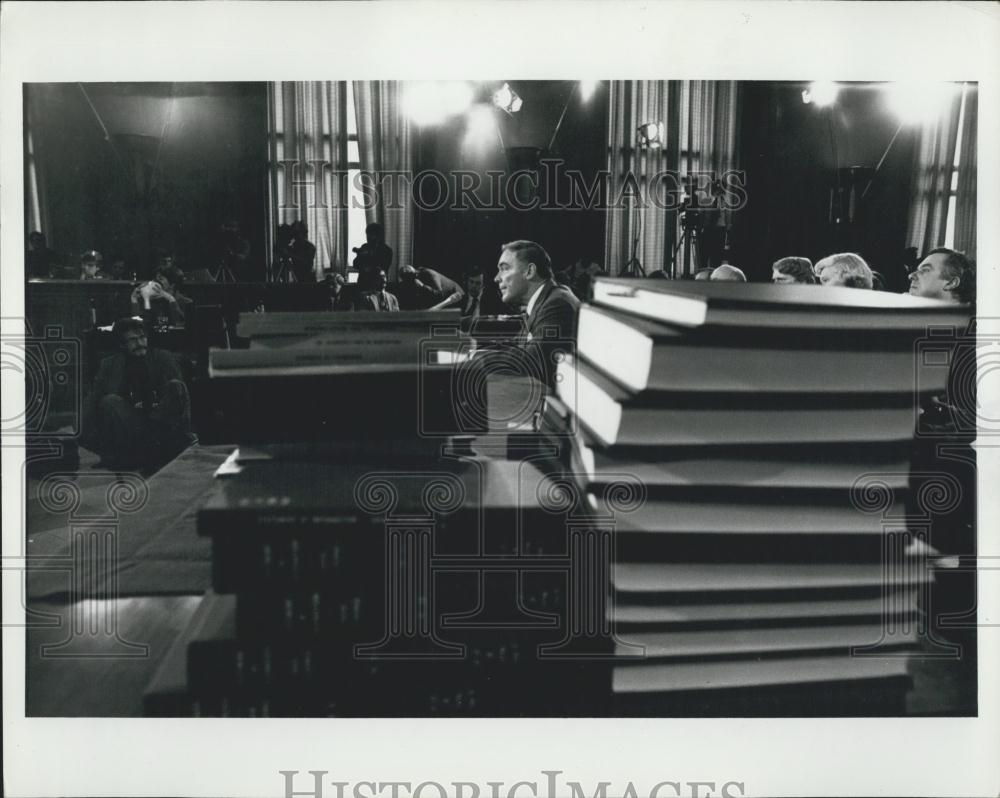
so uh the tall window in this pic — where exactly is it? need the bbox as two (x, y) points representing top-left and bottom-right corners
(943, 82), (969, 249)
(346, 86), (367, 255)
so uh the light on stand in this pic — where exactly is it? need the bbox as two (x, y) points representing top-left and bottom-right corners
(492, 83), (523, 115)
(802, 81), (839, 107)
(637, 121), (665, 148)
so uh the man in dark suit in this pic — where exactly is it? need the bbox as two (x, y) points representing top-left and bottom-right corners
(82, 317), (196, 470)
(494, 239), (580, 389)
(353, 268), (400, 311)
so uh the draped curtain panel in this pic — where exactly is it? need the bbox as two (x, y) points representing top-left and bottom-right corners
(605, 81), (674, 277)
(905, 89), (963, 256)
(353, 81), (414, 282)
(953, 85), (977, 258)
(605, 80), (740, 277)
(267, 81), (349, 279)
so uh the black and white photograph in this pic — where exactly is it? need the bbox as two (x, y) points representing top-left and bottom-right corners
(2, 3), (998, 797)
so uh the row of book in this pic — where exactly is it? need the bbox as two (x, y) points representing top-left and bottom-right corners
(539, 278), (969, 714)
(146, 312), (607, 716)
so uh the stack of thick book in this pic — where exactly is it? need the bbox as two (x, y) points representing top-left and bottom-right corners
(143, 455), (610, 716)
(205, 310), (479, 442)
(543, 277), (971, 715)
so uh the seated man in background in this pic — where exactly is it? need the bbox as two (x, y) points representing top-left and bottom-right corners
(495, 240), (579, 390)
(26, 231), (61, 278)
(814, 252), (874, 289)
(710, 264), (747, 282)
(461, 268), (486, 323)
(907, 247), (976, 305)
(79, 250), (108, 280)
(397, 264), (466, 310)
(130, 262), (194, 327)
(354, 268), (399, 311)
(771, 256), (817, 284)
(325, 271), (352, 311)
(82, 317), (196, 471)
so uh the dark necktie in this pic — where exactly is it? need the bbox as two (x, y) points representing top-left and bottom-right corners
(378, 292), (387, 311)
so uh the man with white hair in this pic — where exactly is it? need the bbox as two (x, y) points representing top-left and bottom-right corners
(814, 252), (873, 289)
(709, 264), (747, 282)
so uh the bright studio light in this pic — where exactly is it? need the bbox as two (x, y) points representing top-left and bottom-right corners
(464, 104), (497, 149)
(802, 81), (839, 107)
(403, 82), (474, 126)
(637, 121), (664, 148)
(492, 83), (523, 115)
(886, 81), (961, 124)
(579, 81), (599, 102)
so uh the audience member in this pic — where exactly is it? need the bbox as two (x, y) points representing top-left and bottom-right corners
(814, 252), (873, 289)
(352, 222), (393, 277)
(354, 268), (399, 311)
(771, 256), (816, 285)
(26, 231), (61, 278)
(396, 264), (466, 310)
(710, 264), (747, 282)
(79, 250), (108, 280)
(907, 247), (976, 305)
(130, 263), (194, 327)
(461, 268), (486, 322)
(81, 317), (196, 471)
(218, 220), (251, 279)
(647, 269), (670, 280)
(693, 268), (714, 281)
(289, 220), (317, 283)
(324, 272), (352, 311)
(558, 256), (605, 301)
(494, 239), (580, 390)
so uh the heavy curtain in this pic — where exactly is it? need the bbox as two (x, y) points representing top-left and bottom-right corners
(605, 80), (740, 277)
(267, 81), (349, 279)
(953, 84), (977, 257)
(353, 81), (414, 282)
(905, 88), (963, 257)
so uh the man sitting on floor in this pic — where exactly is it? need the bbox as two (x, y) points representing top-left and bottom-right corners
(82, 317), (197, 471)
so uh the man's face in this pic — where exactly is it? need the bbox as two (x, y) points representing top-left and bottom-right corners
(772, 268), (797, 285)
(374, 270), (387, 290)
(123, 330), (148, 358)
(817, 266), (846, 287)
(909, 253), (957, 300)
(495, 251), (532, 307)
(467, 274), (484, 297)
(82, 261), (100, 278)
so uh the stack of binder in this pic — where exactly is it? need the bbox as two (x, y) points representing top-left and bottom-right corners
(544, 277), (970, 715)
